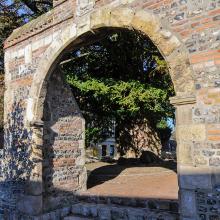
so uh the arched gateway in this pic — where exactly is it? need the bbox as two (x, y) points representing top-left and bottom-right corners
(2, 0), (220, 219)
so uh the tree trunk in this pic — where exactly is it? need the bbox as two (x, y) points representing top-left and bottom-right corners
(116, 118), (161, 158)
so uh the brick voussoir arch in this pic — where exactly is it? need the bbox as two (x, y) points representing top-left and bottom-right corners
(27, 6), (195, 124)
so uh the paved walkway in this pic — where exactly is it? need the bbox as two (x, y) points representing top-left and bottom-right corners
(85, 162), (178, 200)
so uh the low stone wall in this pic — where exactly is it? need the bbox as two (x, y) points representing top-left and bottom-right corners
(76, 194), (179, 212)
(70, 202), (178, 220)
(0, 181), (25, 218)
(7, 195), (179, 220)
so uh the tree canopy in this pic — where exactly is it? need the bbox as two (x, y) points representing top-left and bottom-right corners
(61, 29), (175, 156)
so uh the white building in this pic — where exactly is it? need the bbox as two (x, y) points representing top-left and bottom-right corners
(96, 137), (117, 159)
(89, 119), (118, 160)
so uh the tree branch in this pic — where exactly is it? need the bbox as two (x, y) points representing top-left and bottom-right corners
(36, 1), (53, 6)
(20, 0), (40, 13)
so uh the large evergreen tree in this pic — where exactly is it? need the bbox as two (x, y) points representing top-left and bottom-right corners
(62, 30), (175, 157)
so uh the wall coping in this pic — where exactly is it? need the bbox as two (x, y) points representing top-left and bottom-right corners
(4, 3), (74, 49)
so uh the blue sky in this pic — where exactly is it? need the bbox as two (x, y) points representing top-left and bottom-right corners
(5, 0), (30, 19)
(6, 0), (12, 5)
(167, 118), (175, 131)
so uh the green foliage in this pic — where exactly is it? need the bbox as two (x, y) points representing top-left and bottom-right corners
(62, 29), (175, 148)
(66, 76), (171, 120)
(85, 127), (103, 146)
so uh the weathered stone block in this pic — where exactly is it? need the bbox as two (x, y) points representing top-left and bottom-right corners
(24, 44), (32, 64)
(26, 179), (43, 196)
(179, 189), (196, 218)
(110, 7), (134, 27)
(194, 154), (208, 166)
(131, 10), (160, 38)
(98, 206), (111, 220)
(178, 141), (193, 165)
(167, 53), (195, 96)
(179, 166), (212, 190)
(60, 207), (71, 217)
(176, 105), (193, 125)
(126, 209), (145, 220)
(17, 195), (42, 215)
(72, 204), (82, 215)
(177, 124), (206, 141)
(90, 8), (111, 29)
(77, 15), (91, 36)
(210, 157), (220, 166)
(155, 35), (180, 56)
(111, 207), (126, 220)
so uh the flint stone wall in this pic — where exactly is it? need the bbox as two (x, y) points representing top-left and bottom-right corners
(2, 0), (220, 219)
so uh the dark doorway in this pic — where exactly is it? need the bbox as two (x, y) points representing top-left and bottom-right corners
(110, 145), (115, 157)
(102, 145), (107, 157)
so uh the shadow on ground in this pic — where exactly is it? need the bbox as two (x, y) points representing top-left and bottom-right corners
(87, 158), (177, 189)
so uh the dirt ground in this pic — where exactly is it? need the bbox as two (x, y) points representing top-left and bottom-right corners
(85, 161), (178, 200)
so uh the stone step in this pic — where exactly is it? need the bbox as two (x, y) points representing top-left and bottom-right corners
(75, 194), (179, 214)
(67, 202), (178, 220)
(64, 215), (94, 220)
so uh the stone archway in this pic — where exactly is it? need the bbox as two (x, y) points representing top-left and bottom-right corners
(8, 0), (220, 217)
(24, 6), (196, 218)
(28, 8), (195, 123)
(3, 0), (220, 218)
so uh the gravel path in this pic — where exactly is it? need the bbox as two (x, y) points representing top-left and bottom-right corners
(85, 162), (178, 200)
